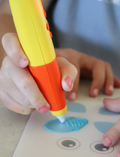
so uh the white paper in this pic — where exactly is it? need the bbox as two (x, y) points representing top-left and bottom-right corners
(13, 101), (120, 157)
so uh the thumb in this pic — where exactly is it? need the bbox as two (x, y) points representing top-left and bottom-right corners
(57, 57), (77, 92)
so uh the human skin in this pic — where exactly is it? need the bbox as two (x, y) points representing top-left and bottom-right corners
(0, 0), (120, 156)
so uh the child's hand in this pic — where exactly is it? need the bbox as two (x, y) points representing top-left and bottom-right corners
(0, 33), (77, 115)
(102, 98), (120, 157)
(56, 48), (120, 100)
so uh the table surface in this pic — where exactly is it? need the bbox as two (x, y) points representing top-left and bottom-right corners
(0, 80), (120, 157)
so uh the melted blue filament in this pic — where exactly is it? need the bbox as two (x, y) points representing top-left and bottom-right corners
(44, 117), (88, 133)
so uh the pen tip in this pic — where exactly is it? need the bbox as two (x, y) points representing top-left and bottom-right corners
(57, 115), (65, 123)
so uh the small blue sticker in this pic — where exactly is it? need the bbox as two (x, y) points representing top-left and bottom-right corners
(94, 122), (115, 134)
(45, 117), (88, 133)
(67, 101), (86, 113)
(99, 107), (120, 116)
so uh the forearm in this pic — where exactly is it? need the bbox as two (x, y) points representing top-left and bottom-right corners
(0, 0), (16, 67)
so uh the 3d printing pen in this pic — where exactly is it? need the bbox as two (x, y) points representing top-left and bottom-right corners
(9, 0), (67, 123)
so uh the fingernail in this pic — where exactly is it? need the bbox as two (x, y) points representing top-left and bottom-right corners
(65, 77), (73, 88)
(109, 85), (114, 92)
(19, 58), (28, 67)
(38, 106), (49, 113)
(70, 92), (76, 100)
(103, 136), (113, 146)
(93, 88), (98, 96)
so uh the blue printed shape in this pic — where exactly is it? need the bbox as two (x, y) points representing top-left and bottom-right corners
(99, 107), (120, 116)
(67, 101), (86, 113)
(45, 117), (88, 133)
(94, 122), (115, 134)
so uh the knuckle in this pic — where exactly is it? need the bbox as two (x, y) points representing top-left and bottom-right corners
(67, 48), (73, 53)
(105, 62), (111, 69)
(97, 60), (105, 67)
(19, 76), (31, 89)
(22, 97), (31, 107)
(22, 99), (34, 108)
(67, 48), (77, 56)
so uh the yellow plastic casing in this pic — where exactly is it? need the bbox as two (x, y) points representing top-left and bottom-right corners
(9, 0), (67, 117)
(9, 0), (55, 66)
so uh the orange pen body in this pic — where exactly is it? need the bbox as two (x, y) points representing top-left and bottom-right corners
(29, 58), (66, 113)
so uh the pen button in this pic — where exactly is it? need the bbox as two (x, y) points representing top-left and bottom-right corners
(44, 10), (47, 18)
(46, 20), (50, 30)
(49, 31), (53, 38)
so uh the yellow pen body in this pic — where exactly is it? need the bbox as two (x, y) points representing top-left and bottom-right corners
(9, 0), (67, 122)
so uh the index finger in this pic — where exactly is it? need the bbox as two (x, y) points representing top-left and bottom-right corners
(89, 60), (106, 97)
(102, 119), (120, 147)
(2, 33), (28, 68)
